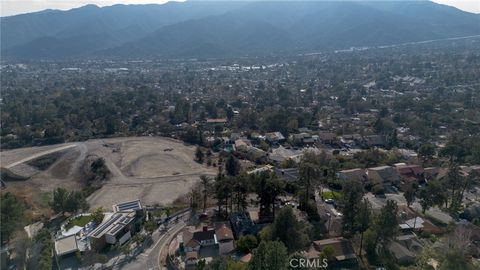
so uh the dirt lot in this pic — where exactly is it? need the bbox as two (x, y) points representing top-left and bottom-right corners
(119, 139), (203, 178)
(1, 137), (216, 214)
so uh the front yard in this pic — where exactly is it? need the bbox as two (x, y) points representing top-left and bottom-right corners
(66, 215), (93, 229)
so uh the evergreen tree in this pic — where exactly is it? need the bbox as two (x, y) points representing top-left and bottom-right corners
(373, 200), (399, 252)
(403, 183), (417, 207)
(387, 129), (398, 148)
(299, 161), (319, 209)
(255, 172), (285, 218)
(214, 172), (232, 215)
(195, 147), (205, 163)
(233, 174), (248, 211)
(341, 180), (364, 237)
(249, 241), (288, 270)
(270, 207), (310, 252)
(1, 192), (25, 242)
(418, 143), (435, 165)
(51, 187), (69, 213)
(226, 154), (240, 176)
(91, 207), (104, 225)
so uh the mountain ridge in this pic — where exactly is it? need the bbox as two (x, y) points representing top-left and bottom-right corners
(2, 1), (479, 60)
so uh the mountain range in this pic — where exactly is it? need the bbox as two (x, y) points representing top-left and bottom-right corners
(1, 0), (479, 60)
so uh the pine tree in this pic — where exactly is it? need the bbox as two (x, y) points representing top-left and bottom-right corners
(195, 147), (204, 163)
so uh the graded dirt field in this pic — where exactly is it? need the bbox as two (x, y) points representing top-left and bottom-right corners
(1, 137), (216, 213)
(85, 137), (216, 209)
(119, 139), (201, 178)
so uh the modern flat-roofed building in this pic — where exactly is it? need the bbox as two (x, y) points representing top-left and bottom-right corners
(55, 235), (79, 257)
(88, 211), (136, 250)
(113, 199), (143, 216)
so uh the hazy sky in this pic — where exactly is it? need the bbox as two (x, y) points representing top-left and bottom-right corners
(1, 0), (479, 17)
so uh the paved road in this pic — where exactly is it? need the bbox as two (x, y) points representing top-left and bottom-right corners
(114, 211), (191, 270)
(145, 221), (186, 270)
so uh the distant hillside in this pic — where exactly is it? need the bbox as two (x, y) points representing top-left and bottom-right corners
(0, 2), (245, 59)
(2, 1), (479, 59)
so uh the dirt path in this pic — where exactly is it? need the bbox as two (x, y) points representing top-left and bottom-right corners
(2, 144), (77, 168)
(1, 137), (217, 210)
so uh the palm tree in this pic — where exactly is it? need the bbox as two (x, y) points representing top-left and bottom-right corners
(357, 199), (371, 259)
(200, 175), (211, 213)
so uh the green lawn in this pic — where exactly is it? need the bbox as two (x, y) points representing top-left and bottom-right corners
(321, 191), (342, 200)
(66, 215), (93, 229)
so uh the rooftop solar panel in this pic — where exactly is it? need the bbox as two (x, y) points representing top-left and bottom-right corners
(115, 200), (142, 212)
(108, 224), (124, 235)
(90, 214), (122, 237)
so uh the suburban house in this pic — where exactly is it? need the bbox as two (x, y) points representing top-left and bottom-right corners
(229, 212), (259, 239)
(265, 132), (285, 144)
(340, 134), (363, 148)
(337, 168), (367, 184)
(424, 167), (448, 182)
(367, 165), (401, 186)
(461, 202), (480, 222)
(399, 217), (424, 231)
(215, 223), (235, 255)
(304, 237), (358, 268)
(181, 224), (235, 268)
(192, 227), (216, 246)
(396, 149), (419, 163)
(290, 132), (315, 146)
(182, 229), (198, 252)
(388, 234), (423, 265)
(206, 118), (228, 125)
(205, 118), (228, 131)
(182, 226), (217, 253)
(363, 135), (386, 148)
(317, 132), (336, 145)
(394, 163), (424, 185)
(246, 147), (267, 162)
(234, 139), (250, 152)
(268, 146), (303, 164)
